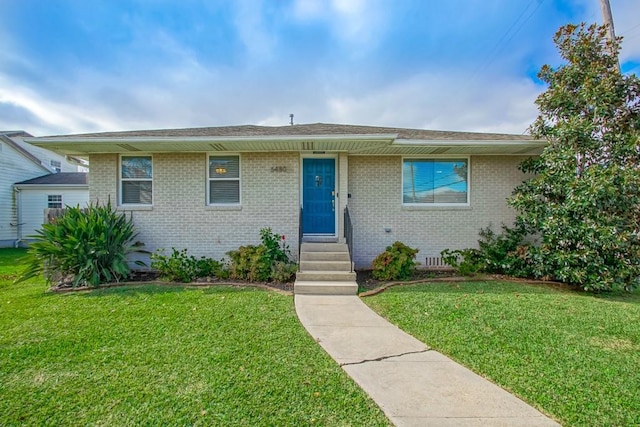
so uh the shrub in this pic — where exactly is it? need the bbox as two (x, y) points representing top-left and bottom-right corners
(226, 245), (271, 282)
(225, 228), (297, 282)
(260, 228), (291, 264)
(17, 201), (145, 287)
(440, 248), (484, 276)
(150, 248), (222, 282)
(371, 241), (419, 281)
(441, 225), (543, 278)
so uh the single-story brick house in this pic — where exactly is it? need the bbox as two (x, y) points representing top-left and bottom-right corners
(26, 123), (543, 268)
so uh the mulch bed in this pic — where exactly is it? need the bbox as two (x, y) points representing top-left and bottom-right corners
(49, 269), (565, 296)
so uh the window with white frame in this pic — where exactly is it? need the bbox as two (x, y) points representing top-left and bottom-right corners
(402, 158), (469, 205)
(50, 160), (61, 173)
(47, 194), (63, 209)
(208, 155), (240, 205)
(120, 155), (153, 205)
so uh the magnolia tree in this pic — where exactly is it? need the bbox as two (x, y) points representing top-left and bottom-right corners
(509, 23), (640, 291)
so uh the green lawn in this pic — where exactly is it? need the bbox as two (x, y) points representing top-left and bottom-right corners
(364, 281), (640, 427)
(0, 249), (390, 426)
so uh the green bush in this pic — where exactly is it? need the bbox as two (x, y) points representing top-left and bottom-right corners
(17, 201), (145, 287)
(441, 225), (543, 278)
(226, 245), (272, 282)
(440, 248), (484, 276)
(225, 228), (297, 282)
(371, 241), (419, 280)
(271, 261), (298, 283)
(150, 248), (222, 282)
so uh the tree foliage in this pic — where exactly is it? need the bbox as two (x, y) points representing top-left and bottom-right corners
(510, 23), (640, 291)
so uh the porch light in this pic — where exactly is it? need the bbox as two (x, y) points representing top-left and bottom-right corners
(215, 167), (227, 174)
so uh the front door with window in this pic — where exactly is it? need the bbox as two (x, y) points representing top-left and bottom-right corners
(302, 158), (336, 234)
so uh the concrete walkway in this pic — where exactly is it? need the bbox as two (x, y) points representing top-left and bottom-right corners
(295, 295), (561, 427)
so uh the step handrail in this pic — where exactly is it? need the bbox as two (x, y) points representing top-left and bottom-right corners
(344, 206), (354, 273)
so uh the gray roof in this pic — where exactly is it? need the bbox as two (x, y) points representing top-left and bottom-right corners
(48, 123), (534, 141)
(28, 122), (544, 156)
(15, 172), (88, 186)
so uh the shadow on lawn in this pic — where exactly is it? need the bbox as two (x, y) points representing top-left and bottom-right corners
(377, 279), (640, 303)
(74, 283), (260, 299)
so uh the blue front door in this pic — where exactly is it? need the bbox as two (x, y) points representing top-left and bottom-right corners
(303, 158), (336, 234)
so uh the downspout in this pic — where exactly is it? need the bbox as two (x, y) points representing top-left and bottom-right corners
(14, 186), (22, 247)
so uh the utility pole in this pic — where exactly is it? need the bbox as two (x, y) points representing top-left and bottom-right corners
(599, 0), (616, 42)
(599, 0), (619, 69)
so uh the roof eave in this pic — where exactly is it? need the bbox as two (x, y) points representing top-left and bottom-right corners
(14, 184), (88, 190)
(24, 134), (545, 156)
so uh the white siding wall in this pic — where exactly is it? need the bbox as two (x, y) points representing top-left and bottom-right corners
(18, 188), (90, 239)
(0, 141), (48, 246)
(10, 136), (81, 172)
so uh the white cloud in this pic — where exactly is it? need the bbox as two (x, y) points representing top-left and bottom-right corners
(324, 72), (541, 134)
(231, 0), (278, 62)
(291, 0), (386, 52)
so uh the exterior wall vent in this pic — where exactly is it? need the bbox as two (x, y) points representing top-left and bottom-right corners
(116, 143), (141, 152)
(424, 256), (451, 269)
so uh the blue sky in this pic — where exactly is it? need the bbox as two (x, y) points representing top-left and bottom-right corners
(1, 0), (639, 136)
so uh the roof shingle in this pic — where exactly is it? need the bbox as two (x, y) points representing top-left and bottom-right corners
(46, 123), (534, 141)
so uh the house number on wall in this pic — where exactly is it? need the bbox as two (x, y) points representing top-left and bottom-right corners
(271, 166), (287, 172)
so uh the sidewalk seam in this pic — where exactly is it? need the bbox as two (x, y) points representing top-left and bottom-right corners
(340, 349), (431, 367)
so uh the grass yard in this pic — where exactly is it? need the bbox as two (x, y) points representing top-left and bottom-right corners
(0, 249), (390, 426)
(364, 281), (640, 427)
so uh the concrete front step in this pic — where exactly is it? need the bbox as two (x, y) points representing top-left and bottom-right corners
(296, 270), (357, 282)
(300, 242), (349, 252)
(300, 251), (351, 262)
(294, 281), (358, 295)
(300, 260), (353, 272)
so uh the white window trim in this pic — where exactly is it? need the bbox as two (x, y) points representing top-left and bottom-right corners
(401, 156), (471, 207)
(119, 154), (153, 207)
(207, 153), (241, 206)
(47, 194), (63, 209)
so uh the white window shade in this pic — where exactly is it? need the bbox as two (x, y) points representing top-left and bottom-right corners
(209, 155), (240, 205)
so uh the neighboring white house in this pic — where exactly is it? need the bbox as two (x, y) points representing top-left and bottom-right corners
(0, 131), (88, 247)
(14, 173), (89, 241)
(26, 123), (544, 267)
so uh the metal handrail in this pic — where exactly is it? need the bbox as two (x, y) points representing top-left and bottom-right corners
(344, 206), (354, 272)
(298, 207), (303, 272)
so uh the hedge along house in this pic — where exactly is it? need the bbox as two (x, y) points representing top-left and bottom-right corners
(26, 123), (544, 270)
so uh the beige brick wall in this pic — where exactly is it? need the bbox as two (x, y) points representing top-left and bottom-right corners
(89, 152), (529, 269)
(347, 155), (530, 268)
(89, 152), (300, 261)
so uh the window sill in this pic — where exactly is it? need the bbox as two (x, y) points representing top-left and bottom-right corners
(117, 205), (153, 211)
(205, 205), (242, 211)
(401, 205), (471, 211)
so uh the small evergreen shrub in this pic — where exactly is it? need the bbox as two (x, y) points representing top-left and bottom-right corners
(226, 245), (272, 282)
(150, 248), (222, 282)
(17, 200), (145, 287)
(371, 241), (419, 280)
(225, 228), (296, 282)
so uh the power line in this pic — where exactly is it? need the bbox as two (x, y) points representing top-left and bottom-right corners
(471, 0), (547, 81)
